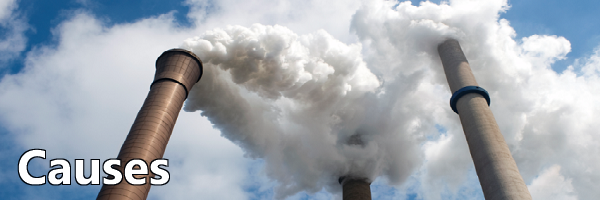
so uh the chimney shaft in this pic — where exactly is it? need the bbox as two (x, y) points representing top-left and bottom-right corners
(437, 39), (531, 200)
(97, 49), (203, 200)
(339, 176), (372, 200)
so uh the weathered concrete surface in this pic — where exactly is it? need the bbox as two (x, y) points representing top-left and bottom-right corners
(97, 49), (202, 200)
(438, 39), (531, 200)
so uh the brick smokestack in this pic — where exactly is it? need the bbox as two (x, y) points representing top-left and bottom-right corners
(339, 176), (371, 200)
(97, 49), (203, 200)
(437, 39), (531, 200)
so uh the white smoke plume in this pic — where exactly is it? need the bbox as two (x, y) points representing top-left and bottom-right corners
(180, 24), (421, 198)
(179, 0), (600, 199)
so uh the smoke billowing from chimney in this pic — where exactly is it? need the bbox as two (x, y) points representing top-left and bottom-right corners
(180, 24), (430, 198)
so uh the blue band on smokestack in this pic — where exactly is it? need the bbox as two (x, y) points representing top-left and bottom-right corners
(450, 86), (490, 114)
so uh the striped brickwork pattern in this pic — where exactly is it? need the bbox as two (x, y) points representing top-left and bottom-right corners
(97, 49), (202, 200)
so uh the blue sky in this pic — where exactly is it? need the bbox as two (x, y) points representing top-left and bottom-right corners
(6, 0), (600, 74)
(1, 0), (599, 199)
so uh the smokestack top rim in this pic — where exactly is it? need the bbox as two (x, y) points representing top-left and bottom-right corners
(338, 176), (371, 186)
(156, 48), (204, 83)
(437, 38), (459, 48)
(437, 38), (468, 64)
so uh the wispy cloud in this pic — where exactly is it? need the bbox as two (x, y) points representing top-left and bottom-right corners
(0, 0), (28, 65)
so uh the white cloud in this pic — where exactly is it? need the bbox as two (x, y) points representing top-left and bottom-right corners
(521, 35), (571, 67)
(579, 45), (600, 77)
(0, 0), (17, 21)
(0, 0), (28, 64)
(528, 165), (577, 200)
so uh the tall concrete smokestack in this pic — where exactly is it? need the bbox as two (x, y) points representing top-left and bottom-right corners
(437, 39), (531, 200)
(97, 49), (203, 200)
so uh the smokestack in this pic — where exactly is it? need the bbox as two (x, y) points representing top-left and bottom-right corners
(437, 39), (531, 200)
(339, 134), (372, 200)
(339, 176), (371, 200)
(97, 49), (203, 200)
